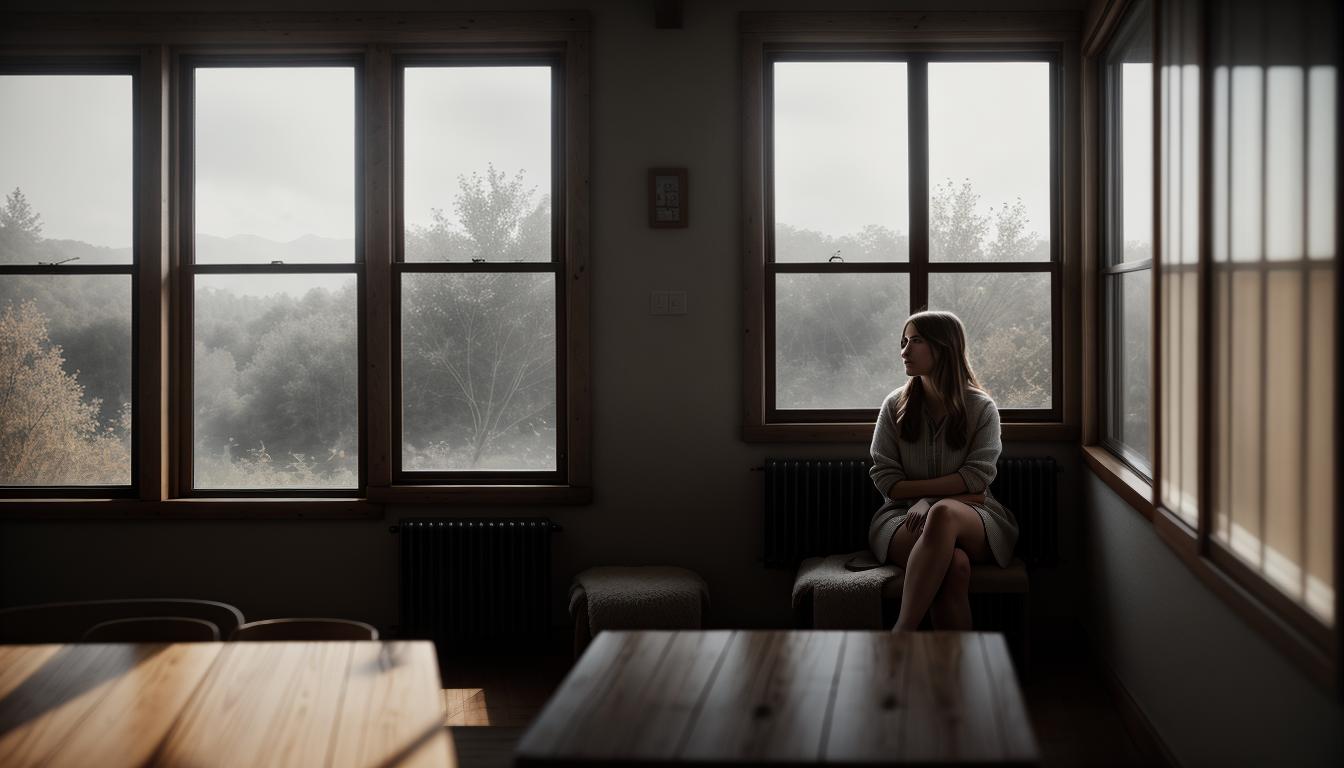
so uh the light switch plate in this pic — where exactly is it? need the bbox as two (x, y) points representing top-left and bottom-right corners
(667, 291), (687, 315)
(650, 291), (670, 315)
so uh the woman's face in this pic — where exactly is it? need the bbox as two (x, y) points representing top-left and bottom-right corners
(901, 322), (936, 378)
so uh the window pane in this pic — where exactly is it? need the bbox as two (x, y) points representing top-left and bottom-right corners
(0, 74), (132, 263)
(193, 275), (358, 490)
(403, 67), (552, 263)
(1118, 270), (1151, 464)
(929, 62), (1050, 262)
(929, 272), (1052, 409)
(775, 274), (909, 409)
(401, 273), (556, 471)
(0, 276), (132, 485)
(773, 62), (909, 263)
(1120, 62), (1153, 264)
(194, 67), (355, 264)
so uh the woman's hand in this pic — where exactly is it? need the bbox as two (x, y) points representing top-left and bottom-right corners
(903, 493), (985, 538)
(903, 497), (933, 537)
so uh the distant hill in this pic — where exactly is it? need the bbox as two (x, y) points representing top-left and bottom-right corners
(195, 233), (356, 264)
(2, 233), (356, 266)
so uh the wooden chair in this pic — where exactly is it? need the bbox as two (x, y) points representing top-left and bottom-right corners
(82, 616), (221, 643)
(0, 599), (245, 644)
(230, 618), (378, 641)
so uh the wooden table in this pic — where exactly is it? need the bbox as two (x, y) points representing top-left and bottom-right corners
(0, 641), (454, 768)
(516, 630), (1038, 766)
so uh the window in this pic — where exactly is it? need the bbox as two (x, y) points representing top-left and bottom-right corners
(1196, 0), (1336, 629)
(0, 66), (135, 493)
(397, 62), (561, 482)
(186, 62), (361, 493)
(1085, 0), (1338, 680)
(742, 14), (1069, 440)
(0, 15), (591, 509)
(1100, 0), (1153, 479)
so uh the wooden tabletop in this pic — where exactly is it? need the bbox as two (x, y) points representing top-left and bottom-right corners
(515, 630), (1039, 767)
(0, 640), (454, 768)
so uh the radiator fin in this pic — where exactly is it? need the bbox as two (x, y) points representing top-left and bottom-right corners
(399, 518), (552, 651)
(763, 457), (1058, 568)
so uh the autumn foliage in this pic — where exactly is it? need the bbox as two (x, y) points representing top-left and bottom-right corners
(0, 301), (129, 485)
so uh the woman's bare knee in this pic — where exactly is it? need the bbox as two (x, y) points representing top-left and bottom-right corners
(923, 499), (991, 563)
(922, 501), (961, 539)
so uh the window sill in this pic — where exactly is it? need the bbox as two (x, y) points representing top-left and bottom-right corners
(0, 484), (594, 518)
(1081, 444), (1153, 519)
(0, 498), (382, 519)
(744, 422), (1079, 443)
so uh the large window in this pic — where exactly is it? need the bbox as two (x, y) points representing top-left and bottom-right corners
(1087, 0), (1338, 682)
(186, 62), (361, 493)
(0, 67), (135, 492)
(0, 16), (590, 507)
(1100, 0), (1153, 478)
(743, 17), (1067, 440)
(1198, 0), (1336, 629)
(398, 62), (560, 482)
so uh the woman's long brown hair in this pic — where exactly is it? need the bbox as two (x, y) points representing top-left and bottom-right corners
(893, 311), (987, 451)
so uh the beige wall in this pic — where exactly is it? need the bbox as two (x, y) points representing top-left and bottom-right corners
(1083, 474), (1344, 767)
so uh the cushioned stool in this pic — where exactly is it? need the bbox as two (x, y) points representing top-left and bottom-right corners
(568, 566), (710, 658)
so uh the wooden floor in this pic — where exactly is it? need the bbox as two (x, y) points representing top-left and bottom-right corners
(440, 622), (1147, 768)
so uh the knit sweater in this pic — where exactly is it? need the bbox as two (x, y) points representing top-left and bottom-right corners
(868, 385), (1019, 568)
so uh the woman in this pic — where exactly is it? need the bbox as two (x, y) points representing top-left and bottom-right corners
(868, 310), (1018, 632)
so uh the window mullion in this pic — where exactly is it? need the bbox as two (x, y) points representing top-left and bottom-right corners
(136, 45), (170, 501)
(364, 44), (393, 493)
(908, 58), (929, 313)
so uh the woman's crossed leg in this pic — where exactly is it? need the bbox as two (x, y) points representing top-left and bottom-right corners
(885, 498), (992, 632)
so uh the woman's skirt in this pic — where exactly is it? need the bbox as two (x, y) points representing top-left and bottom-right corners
(868, 497), (1019, 569)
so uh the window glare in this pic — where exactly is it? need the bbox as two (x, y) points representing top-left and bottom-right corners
(0, 74), (132, 252)
(194, 66), (355, 261)
(1120, 62), (1153, 262)
(773, 62), (909, 263)
(403, 66), (551, 262)
(929, 62), (1050, 262)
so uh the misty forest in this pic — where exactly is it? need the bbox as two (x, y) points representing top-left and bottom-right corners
(1, 173), (1142, 488)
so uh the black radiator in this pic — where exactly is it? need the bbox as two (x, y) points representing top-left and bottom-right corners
(763, 457), (1058, 568)
(398, 518), (552, 650)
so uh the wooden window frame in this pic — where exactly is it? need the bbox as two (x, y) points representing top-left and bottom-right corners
(0, 12), (592, 517)
(1096, 0), (1155, 482)
(740, 12), (1083, 444)
(1081, 0), (1343, 697)
(0, 56), (142, 500)
(178, 53), (369, 499)
(389, 51), (568, 490)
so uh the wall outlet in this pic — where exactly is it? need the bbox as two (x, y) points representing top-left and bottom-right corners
(650, 291), (670, 315)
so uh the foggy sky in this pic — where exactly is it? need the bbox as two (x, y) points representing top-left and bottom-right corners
(11, 61), (1334, 268)
(774, 61), (1057, 249)
(0, 75), (132, 248)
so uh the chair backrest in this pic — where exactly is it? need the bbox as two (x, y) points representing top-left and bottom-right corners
(230, 618), (379, 642)
(82, 616), (221, 643)
(0, 599), (245, 644)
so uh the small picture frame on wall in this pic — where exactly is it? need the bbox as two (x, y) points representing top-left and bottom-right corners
(649, 167), (688, 228)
